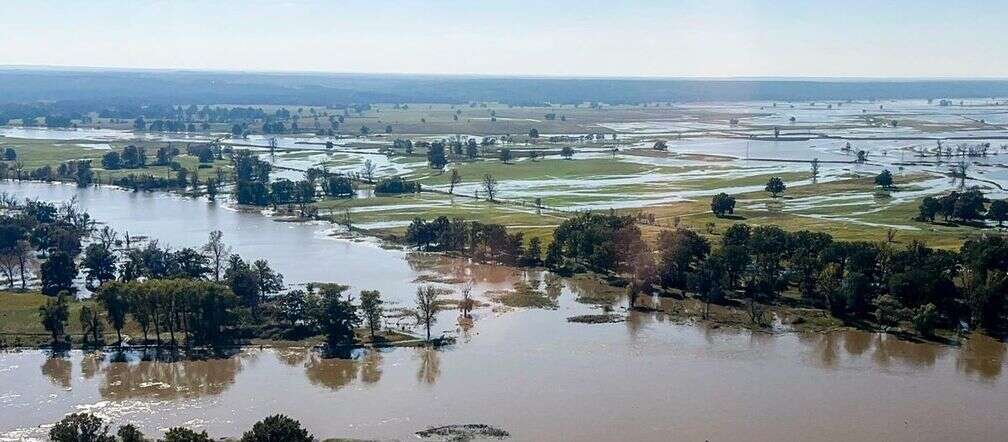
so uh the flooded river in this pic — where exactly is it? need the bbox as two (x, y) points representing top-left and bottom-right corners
(1, 182), (1007, 441)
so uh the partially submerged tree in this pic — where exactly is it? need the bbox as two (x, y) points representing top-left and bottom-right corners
(482, 174), (498, 202)
(415, 286), (444, 342)
(359, 289), (383, 341)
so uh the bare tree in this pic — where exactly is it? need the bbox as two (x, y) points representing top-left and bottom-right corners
(415, 286), (444, 342)
(448, 168), (462, 195)
(482, 174), (498, 202)
(810, 158), (820, 183)
(361, 159), (377, 183)
(202, 230), (230, 281)
(458, 282), (475, 319)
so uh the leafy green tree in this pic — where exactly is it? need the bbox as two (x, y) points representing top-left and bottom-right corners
(874, 169), (894, 190)
(39, 292), (70, 345)
(918, 196), (940, 222)
(427, 141), (448, 170)
(49, 413), (115, 442)
(242, 415), (315, 442)
(41, 251), (76, 296)
(764, 176), (786, 197)
(81, 243), (116, 289)
(98, 282), (130, 346)
(710, 192), (736, 217)
(988, 199), (1008, 227)
(499, 148), (512, 164)
(116, 424), (146, 442)
(561, 146), (574, 160)
(360, 290), (383, 341)
(314, 284), (360, 348)
(912, 303), (938, 336)
(163, 427), (213, 442)
(3, 147), (16, 161)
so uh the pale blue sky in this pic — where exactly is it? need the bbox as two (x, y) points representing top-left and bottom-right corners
(2, 0), (1005, 77)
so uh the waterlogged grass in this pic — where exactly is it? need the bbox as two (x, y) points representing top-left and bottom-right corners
(408, 157), (683, 185)
(637, 173), (978, 249)
(0, 137), (107, 168)
(317, 192), (565, 243)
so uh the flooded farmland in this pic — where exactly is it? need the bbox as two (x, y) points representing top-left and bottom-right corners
(0, 181), (1006, 441)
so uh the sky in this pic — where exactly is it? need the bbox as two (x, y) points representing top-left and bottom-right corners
(2, 0), (1006, 78)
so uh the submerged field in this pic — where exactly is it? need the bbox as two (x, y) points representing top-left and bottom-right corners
(4, 97), (1008, 250)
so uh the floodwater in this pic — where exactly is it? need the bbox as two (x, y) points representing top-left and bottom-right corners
(1, 181), (1007, 441)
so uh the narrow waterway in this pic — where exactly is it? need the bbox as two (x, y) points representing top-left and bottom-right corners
(0, 182), (1006, 442)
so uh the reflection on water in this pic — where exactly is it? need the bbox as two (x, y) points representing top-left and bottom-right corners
(41, 355), (71, 388)
(98, 352), (242, 400)
(957, 333), (1006, 381)
(415, 347), (440, 385)
(2, 180), (1008, 441)
(305, 351), (368, 391)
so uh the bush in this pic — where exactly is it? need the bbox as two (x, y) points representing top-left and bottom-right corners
(872, 294), (908, 326)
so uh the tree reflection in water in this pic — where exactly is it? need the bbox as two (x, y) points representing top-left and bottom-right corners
(304, 348), (384, 390)
(41, 354), (71, 388)
(98, 351), (242, 400)
(956, 332), (1006, 382)
(416, 346), (441, 385)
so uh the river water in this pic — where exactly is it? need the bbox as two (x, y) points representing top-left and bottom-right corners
(0, 180), (1006, 441)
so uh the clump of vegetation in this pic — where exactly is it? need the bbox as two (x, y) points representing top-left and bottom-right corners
(416, 424), (510, 440)
(489, 280), (557, 309)
(374, 176), (421, 194)
(567, 313), (625, 324)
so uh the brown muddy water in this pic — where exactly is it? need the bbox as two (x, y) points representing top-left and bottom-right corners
(0, 182), (1006, 441)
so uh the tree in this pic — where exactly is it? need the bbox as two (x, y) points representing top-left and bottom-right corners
(912, 303), (938, 337)
(49, 413), (115, 442)
(101, 151), (122, 170)
(874, 169), (894, 190)
(482, 174), (498, 201)
(202, 230), (230, 281)
(117, 424), (146, 442)
(242, 415), (315, 442)
(810, 157), (820, 182)
(81, 243), (116, 289)
(765, 176), (786, 198)
(315, 284), (360, 348)
(3, 147), (16, 161)
(653, 140), (668, 150)
(98, 282), (130, 346)
(528, 128), (539, 138)
(359, 290), (383, 341)
(710, 192), (736, 217)
(458, 282), (475, 319)
(79, 304), (104, 346)
(918, 196), (940, 222)
(427, 142), (447, 170)
(499, 148), (512, 164)
(163, 427), (213, 442)
(360, 159), (376, 183)
(415, 286), (443, 342)
(39, 292), (69, 345)
(448, 168), (462, 195)
(989, 200), (1008, 227)
(561, 146), (574, 160)
(41, 251), (76, 296)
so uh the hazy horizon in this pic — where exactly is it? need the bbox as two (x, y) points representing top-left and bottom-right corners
(3, 0), (1007, 78)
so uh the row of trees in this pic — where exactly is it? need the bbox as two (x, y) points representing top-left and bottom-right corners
(404, 216), (542, 266)
(49, 412), (314, 442)
(918, 189), (1008, 226)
